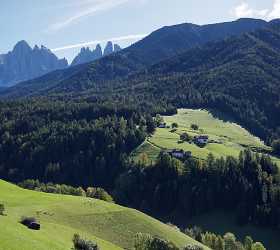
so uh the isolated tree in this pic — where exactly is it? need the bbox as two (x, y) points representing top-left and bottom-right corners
(215, 235), (225, 250)
(171, 123), (178, 129)
(180, 133), (191, 142)
(146, 115), (156, 134)
(244, 236), (253, 250)
(134, 233), (179, 250)
(191, 124), (199, 130)
(252, 242), (266, 250)
(135, 233), (153, 250)
(155, 114), (164, 126)
(72, 234), (99, 250)
(224, 233), (237, 250)
(139, 152), (149, 166)
(0, 204), (5, 215)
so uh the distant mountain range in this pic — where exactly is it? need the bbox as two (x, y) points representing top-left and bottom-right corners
(71, 41), (121, 66)
(0, 41), (121, 86)
(0, 41), (67, 87)
(2, 18), (280, 142)
(1, 18), (272, 92)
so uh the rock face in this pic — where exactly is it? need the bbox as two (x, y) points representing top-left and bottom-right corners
(0, 41), (68, 86)
(71, 44), (103, 66)
(114, 44), (122, 53)
(103, 41), (114, 56)
(71, 42), (121, 66)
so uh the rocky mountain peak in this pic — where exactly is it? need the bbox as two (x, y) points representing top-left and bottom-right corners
(13, 40), (32, 54)
(103, 41), (114, 56)
(0, 41), (68, 86)
(71, 42), (121, 66)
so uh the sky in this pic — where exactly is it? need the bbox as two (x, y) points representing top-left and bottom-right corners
(1, 0), (279, 62)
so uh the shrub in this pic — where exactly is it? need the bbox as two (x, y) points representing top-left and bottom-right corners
(252, 242), (266, 250)
(86, 187), (114, 203)
(183, 245), (203, 250)
(0, 204), (5, 215)
(72, 234), (99, 250)
(155, 114), (164, 126)
(134, 233), (179, 250)
(191, 124), (199, 130)
(171, 123), (178, 129)
(180, 133), (191, 142)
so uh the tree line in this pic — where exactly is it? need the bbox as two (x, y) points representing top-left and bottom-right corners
(115, 150), (280, 228)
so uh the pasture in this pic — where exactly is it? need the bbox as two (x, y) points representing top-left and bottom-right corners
(0, 179), (206, 250)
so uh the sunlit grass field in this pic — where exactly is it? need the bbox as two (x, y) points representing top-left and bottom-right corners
(0, 179), (207, 250)
(134, 109), (280, 166)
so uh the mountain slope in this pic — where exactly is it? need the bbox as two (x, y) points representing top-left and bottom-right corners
(139, 22), (280, 140)
(0, 18), (270, 97)
(0, 180), (207, 250)
(0, 41), (68, 87)
(124, 18), (267, 66)
(36, 20), (280, 141)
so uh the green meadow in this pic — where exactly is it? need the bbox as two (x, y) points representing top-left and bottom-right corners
(134, 109), (280, 165)
(0, 180), (207, 250)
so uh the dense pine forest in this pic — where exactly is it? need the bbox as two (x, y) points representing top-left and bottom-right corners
(115, 151), (280, 228)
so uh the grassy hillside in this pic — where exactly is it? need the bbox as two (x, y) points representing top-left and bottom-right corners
(0, 180), (207, 250)
(134, 109), (280, 166)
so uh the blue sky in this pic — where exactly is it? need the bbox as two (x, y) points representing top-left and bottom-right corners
(1, 0), (278, 62)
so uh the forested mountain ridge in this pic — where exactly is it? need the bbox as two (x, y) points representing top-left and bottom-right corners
(11, 20), (280, 142)
(136, 21), (280, 142)
(0, 18), (271, 98)
(124, 18), (268, 65)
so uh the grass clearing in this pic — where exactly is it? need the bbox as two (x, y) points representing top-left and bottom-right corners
(139, 109), (280, 164)
(0, 179), (207, 250)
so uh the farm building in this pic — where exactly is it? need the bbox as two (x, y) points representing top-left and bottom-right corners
(166, 149), (192, 159)
(158, 122), (167, 128)
(194, 135), (209, 145)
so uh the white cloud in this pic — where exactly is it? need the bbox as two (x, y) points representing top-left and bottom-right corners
(47, 0), (148, 32)
(232, 2), (268, 19)
(232, 0), (280, 20)
(47, 0), (130, 32)
(268, 0), (280, 19)
(51, 33), (148, 52)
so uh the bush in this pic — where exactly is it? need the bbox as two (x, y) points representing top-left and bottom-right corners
(134, 233), (179, 250)
(171, 123), (178, 129)
(183, 245), (203, 250)
(191, 124), (199, 130)
(18, 180), (113, 202)
(180, 133), (191, 142)
(0, 204), (5, 215)
(252, 242), (266, 250)
(86, 187), (114, 203)
(72, 234), (99, 250)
